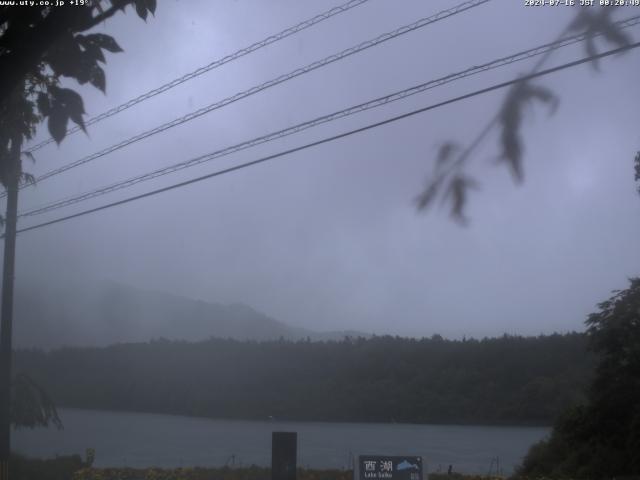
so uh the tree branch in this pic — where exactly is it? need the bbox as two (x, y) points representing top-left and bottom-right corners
(0, 1), (135, 112)
(73, 0), (131, 32)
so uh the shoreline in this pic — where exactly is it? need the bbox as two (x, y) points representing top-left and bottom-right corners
(56, 406), (554, 430)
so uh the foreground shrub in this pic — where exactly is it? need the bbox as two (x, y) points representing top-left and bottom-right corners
(72, 466), (354, 480)
(518, 279), (640, 478)
(10, 453), (85, 480)
(430, 475), (503, 480)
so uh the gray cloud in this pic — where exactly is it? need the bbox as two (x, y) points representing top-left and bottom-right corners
(6, 0), (640, 341)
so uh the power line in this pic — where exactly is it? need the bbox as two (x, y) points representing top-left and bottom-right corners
(19, 15), (640, 219)
(10, 0), (491, 196)
(24, 0), (374, 154)
(12, 40), (640, 237)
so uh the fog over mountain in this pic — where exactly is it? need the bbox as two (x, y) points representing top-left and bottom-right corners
(4, 0), (640, 341)
(12, 278), (366, 349)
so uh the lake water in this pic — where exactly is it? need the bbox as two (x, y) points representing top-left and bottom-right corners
(13, 408), (549, 475)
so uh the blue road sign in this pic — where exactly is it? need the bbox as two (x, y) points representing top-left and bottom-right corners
(359, 455), (423, 480)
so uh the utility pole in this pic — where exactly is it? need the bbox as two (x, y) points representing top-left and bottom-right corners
(0, 134), (21, 480)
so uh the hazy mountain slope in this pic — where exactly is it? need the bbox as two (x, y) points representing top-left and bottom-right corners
(12, 279), (363, 348)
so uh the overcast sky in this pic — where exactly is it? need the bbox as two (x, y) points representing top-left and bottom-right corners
(5, 0), (640, 339)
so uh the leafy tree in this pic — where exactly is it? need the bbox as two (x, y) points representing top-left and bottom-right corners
(10, 373), (61, 430)
(0, 0), (158, 176)
(518, 278), (640, 478)
(0, 1), (158, 475)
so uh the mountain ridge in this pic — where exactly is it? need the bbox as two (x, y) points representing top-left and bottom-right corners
(13, 278), (368, 349)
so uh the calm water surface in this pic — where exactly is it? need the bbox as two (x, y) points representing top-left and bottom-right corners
(13, 408), (549, 474)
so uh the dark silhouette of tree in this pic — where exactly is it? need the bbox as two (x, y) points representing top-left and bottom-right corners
(13, 333), (592, 426)
(634, 150), (640, 195)
(518, 278), (640, 478)
(0, 2), (157, 476)
(0, 0), (158, 180)
(10, 373), (61, 430)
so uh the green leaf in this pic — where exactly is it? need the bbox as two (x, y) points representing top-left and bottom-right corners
(134, 0), (148, 20)
(498, 81), (558, 182)
(89, 66), (106, 93)
(44, 32), (83, 78)
(36, 93), (50, 116)
(85, 43), (106, 64)
(435, 142), (460, 170)
(22, 151), (36, 163)
(415, 180), (441, 211)
(146, 0), (157, 15)
(20, 172), (36, 186)
(569, 9), (632, 71)
(11, 373), (63, 430)
(83, 33), (123, 53)
(70, 54), (95, 85)
(444, 175), (478, 224)
(48, 107), (68, 144)
(51, 87), (86, 132)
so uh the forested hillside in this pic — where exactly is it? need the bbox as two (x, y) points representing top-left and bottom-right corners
(14, 333), (592, 425)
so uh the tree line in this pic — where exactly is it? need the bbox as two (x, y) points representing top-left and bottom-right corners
(13, 332), (592, 425)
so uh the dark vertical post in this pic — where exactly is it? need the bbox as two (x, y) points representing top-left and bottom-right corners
(0, 135), (20, 480)
(272, 431), (297, 480)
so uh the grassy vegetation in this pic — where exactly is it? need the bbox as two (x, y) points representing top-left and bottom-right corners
(10, 453), (86, 480)
(72, 469), (510, 480)
(429, 476), (503, 480)
(10, 456), (354, 480)
(72, 466), (353, 480)
(9, 456), (510, 480)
